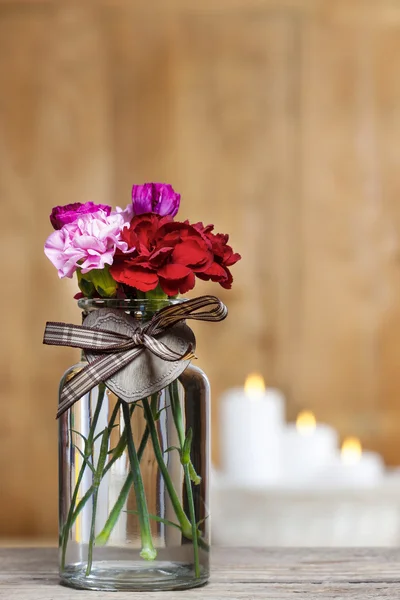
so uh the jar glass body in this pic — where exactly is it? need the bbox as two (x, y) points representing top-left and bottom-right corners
(58, 299), (210, 591)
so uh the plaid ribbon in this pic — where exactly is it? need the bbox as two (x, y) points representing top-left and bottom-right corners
(43, 295), (227, 418)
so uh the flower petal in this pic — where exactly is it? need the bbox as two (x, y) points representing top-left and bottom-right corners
(132, 183), (180, 217)
(110, 263), (159, 292)
(157, 263), (195, 295)
(171, 239), (212, 270)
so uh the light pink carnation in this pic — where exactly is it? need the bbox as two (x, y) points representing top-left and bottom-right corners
(44, 210), (131, 278)
(116, 203), (134, 224)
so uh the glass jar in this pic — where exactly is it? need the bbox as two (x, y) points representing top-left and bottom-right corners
(58, 299), (210, 591)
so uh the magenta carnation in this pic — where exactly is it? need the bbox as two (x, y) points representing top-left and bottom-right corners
(132, 183), (180, 217)
(50, 202), (112, 230)
(44, 211), (130, 278)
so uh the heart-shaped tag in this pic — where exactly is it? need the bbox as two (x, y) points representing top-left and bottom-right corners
(83, 308), (196, 403)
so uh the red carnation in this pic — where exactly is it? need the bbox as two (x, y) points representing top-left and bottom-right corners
(110, 214), (215, 296)
(191, 222), (241, 289)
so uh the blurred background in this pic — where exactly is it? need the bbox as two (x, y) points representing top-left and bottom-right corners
(2, 0), (400, 546)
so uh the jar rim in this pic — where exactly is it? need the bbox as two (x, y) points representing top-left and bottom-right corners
(77, 297), (186, 311)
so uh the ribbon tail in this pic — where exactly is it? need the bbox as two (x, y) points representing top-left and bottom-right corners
(57, 347), (142, 418)
(57, 396), (84, 419)
(57, 361), (106, 418)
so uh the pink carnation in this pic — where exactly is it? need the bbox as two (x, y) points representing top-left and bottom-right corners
(44, 211), (131, 278)
(116, 203), (134, 224)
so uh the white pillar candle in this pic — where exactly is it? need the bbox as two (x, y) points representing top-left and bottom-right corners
(318, 437), (384, 487)
(219, 374), (285, 486)
(281, 411), (338, 484)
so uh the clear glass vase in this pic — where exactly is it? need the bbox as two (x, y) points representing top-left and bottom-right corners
(58, 299), (210, 591)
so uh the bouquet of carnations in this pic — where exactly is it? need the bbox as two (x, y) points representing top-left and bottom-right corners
(45, 183), (240, 299)
(44, 184), (240, 591)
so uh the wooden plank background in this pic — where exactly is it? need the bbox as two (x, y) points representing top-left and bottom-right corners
(2, 0), (400, 537)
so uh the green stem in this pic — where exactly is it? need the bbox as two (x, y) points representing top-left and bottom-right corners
(126, 510), (181, 530)
(65, 399), (128, 535)
(170, 380), (185, 447)
(107, 399), (122, 438)
(184, 465), (200, 578)
(142, 396), (192, 538)
(86, 488), (99, 575)
(96, 394), (210, 553)
(86, 426), (110, 575)
(170, 380), (201, 484)
(169, 381), (201, 576)
(102, 404), (135, 477)
(67, 398), (122, 537)
(60, 384), (105, 571)
(197, 536), (210, 552)
(122, 402), (156, 561)
(70, 485), (95, 528)
(95, 419), (150, 546)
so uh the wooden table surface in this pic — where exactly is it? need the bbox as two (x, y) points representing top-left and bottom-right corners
(1, 547), (400, 599)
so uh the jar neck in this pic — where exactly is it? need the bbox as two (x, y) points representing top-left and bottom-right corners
(77, 298), (185, 321)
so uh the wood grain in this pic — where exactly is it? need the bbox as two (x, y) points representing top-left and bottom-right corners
(1, 547), (400, 598)
(3, 0), (400, 537)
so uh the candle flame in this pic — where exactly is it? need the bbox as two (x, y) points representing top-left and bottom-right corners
(244, 373), (265, 400)
(296, 411), (316, 436)
(341, 437), (362, 465)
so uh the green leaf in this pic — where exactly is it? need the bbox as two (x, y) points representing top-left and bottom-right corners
(93, 424), (118, 444)
(70, 428), (92, 455)
(101, 405), (136, 478)
(73, 445), (95, 474)
(70, 428), (88, 445)
(181, 428), (193, 465)
(189, 461), (202, 485)
(77, 269), (96, 298)
(164, 446), (180, 455)
(197, 514), (210, 528)
(143, 284), (168, 300)
(125, 510), (181, 531)
(84, 266), (118, 298)
(155, 405), (170, 421)
(94, 428), (110, 487)
(72, 444), (95, 473)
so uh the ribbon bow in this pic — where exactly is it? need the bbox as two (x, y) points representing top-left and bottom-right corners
(43, 295), (227, 418)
